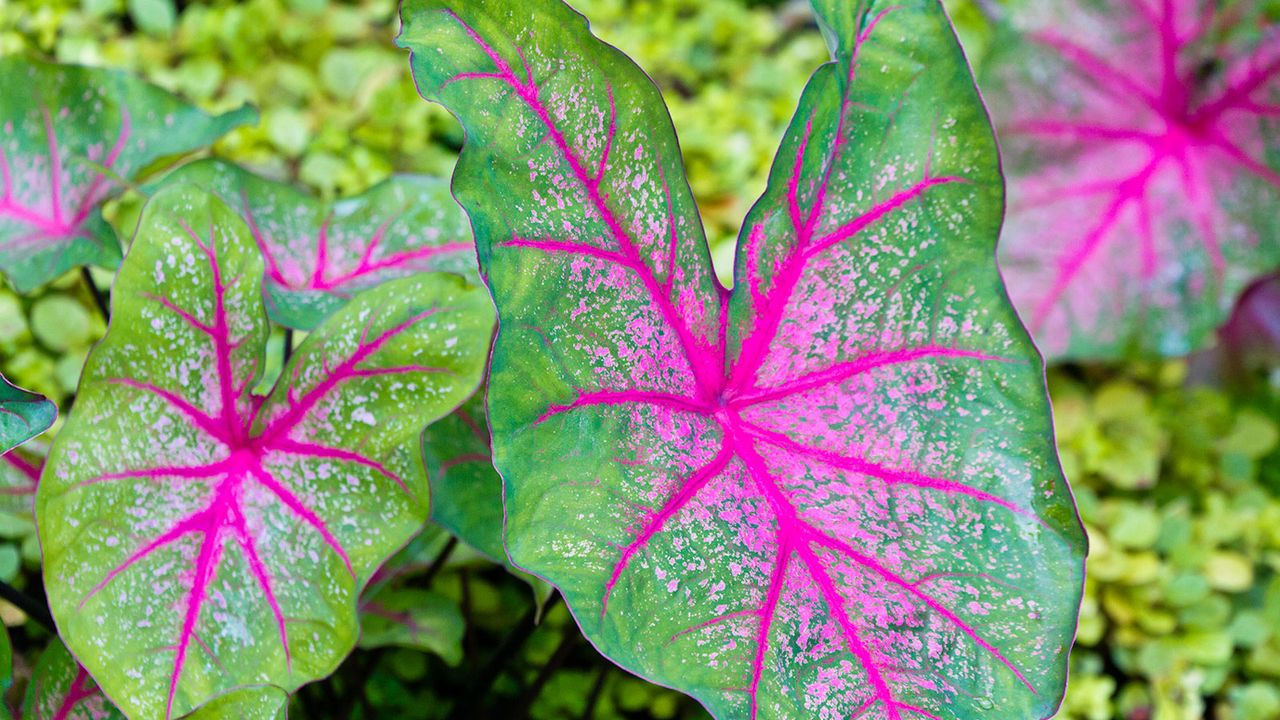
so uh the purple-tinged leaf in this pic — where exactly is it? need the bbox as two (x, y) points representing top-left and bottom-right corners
(37, 185), (494, 719)
(983, 0), (1280, 359)
(158, 158), (477, 330)
(0, 59), (254, 293)
(359, 587), (464, 664)
(0, 371), (54, 455)
(400, 0), (1085, 718)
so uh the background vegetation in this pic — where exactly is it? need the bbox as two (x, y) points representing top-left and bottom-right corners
(0, 0), (1277, 718)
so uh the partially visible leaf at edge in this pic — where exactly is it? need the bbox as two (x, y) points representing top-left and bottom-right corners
(0, 371), (55, 455)
(22, 639), (126, 720)
(400, 0), (1085, 718)
(0, 58), (255, 292)
(38, 185), (494, 719)
(983, 0), (1280, 359)
(0, 623), (10, 720)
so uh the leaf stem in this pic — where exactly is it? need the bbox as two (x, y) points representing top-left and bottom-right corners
(513, 623), (581, 719)
(81, 266), (110, 322)
(580, 665), (609, 720)
(0, 578), (55, 632)
(419, 535), (458, 588)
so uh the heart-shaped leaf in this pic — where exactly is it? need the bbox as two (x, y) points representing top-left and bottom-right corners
(159, 158), (477, 330)
(400, 0), (1085, 717)
(38, 184), (494, 719)
(0, 371), (55, 455)
(0, 59), (255, 293)
(982, 0), (1280, 359)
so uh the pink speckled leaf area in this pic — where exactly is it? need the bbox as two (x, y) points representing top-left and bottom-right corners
(400, 1), (1085, 718)
(37, 185), (494, 719)
(985, 0), (1280, 359)
(160, 158), (477, 330)
(0, 59), (254, 293)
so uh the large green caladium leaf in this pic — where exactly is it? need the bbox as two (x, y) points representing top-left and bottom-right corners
(401, 0), (1085, 718)
(38, 185), (494, 719)
(159, 158), (477, 330)
(982, 0), (1280, 359)
(0, 371), (54, 454)
(0, 59), (255, 293)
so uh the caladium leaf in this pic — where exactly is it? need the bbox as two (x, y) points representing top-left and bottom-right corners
(23, 640), (126, 720)
(423, 391), (504, 561)
(982, 0), (1280, 359)
(38, 184), (494, 719)
(0, 371), (55, 455)
(400, 0), (1085, 718)
(159, 158), (478, 330)
(0, 59), (255, 293)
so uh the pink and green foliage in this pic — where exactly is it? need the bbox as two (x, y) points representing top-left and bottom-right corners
(158, 158), (478, 330)
(37, 184), (495, 719)
(23, 639), (288, 720)
(400, 0), (1085, 718)
(0, 371), (54, 454)
(983, 0), (1280, 359)
(0, 59), (254, 293)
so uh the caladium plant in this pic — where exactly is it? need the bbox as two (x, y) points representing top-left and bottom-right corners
(158, 158), (478, 330)
(401, 0), (1085, 718)
(0, 371), (54, 454)
(983, 0), (1280, 359)
(0, 59), (255, 293)
(38, 184), (494, 718)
